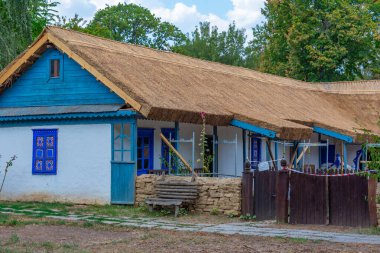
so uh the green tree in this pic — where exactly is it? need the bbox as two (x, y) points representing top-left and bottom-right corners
(85, 3), (185, 50)
(247, 0), (380, 82)
(0, 0), (58, 70)
(56, 14), (87, 31)
(174, 22), (247, 67)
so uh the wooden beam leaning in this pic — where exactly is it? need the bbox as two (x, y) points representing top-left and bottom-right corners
(0, 34), (49, 85)
(160, 133), (194, 174)
(265, 139), (277, 169)
(296, 146), (309, 164)
(289, 142), (300, 169)
(47, 33), (143, 111)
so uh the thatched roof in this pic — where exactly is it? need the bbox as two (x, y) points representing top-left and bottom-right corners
(1, 26), (380, 141)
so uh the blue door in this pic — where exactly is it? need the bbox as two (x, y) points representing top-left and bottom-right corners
(137, 128), (154, 175)
(320, 142), (335, 165)
(251, 137), (261, 169)
(111, 122), (136, 204)
(161, 128), (176, 171)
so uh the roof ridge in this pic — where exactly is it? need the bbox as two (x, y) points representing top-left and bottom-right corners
(47, 26), (380, 92)
(47, 26), (321, 89)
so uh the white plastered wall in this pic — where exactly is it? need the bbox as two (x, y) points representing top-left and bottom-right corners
(0, 124), (112, 204)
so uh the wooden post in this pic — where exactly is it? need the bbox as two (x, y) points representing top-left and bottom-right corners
(213, 126), (218, 175)
(276, 169), (289, 223)
(266, 139), (277, 169)
(368, 171), (378, 227)
(241, 161), (254, 216)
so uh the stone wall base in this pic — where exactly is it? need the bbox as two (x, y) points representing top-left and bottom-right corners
(136, 175), (242, 216)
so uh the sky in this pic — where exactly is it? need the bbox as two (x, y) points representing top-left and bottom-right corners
(57, 0), (266, 34)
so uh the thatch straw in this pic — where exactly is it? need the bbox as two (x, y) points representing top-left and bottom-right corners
(1, 26), (380, 141)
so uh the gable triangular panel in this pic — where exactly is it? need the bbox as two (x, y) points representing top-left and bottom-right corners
(0, 48), (124, 108)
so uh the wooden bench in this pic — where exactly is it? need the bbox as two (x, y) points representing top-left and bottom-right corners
(145, 180), (199, 217)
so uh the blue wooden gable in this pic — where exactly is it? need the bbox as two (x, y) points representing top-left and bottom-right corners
(0, 48), (124, 108)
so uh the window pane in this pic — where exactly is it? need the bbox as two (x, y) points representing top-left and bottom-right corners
(144, 146), (149, 158)
(123, 137), (131, 150)
(50, 60), (60, 77)
(137, 148), (142, 158)
(144, 160), (149, 169)
(122, 124), (130, 137)
(137, 137), (142, 147)
(114, 124), (121, 137)
(144, 137), (149, 145)
(114, 151), (121, 161)
(137, 160), (142, 169)
(122, 151), (132, 162)
(114, 136), (121, 150)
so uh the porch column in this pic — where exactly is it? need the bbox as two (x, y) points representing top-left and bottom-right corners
(174, 121), (179, 150)
(342, 141), (347, 171)
(242, 129), (247, 162)
(213, 126), (219, 175)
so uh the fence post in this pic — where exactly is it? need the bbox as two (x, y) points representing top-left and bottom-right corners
(276, 169), (289, 223)
(368, 171), (378, 227)
(241, 161), (254, 216)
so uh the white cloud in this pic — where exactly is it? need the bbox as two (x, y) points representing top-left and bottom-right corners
(152, 3), (230, 33)
(56, 0), (265, 35)
(227, 0), (265, 28)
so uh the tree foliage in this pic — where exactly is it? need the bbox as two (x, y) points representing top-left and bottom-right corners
(85, 3), (185, 51)
(0, 0), (58, 70)
(174, 22), (247, 67)
(247, 0), (380, 82)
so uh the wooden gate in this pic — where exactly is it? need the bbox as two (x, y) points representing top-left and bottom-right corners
(254, 169), (277, 220)
(329, 175), (375, 227)
(289, 173), (328, 225)
(280, 171), (378, 227)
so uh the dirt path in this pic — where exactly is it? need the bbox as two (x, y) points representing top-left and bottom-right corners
(1, 206), (380, 245)
(0, 224), (379, 253)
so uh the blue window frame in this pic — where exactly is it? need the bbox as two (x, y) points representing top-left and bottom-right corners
(161, 128), (176, 171)
(47, 50), (64, 82)
(32, 129), (58, 175)
(320, 141), (335, 165)
(137, 128), (154, 175)
(251, 137), (261, 169)
(112, 123), (133, 162)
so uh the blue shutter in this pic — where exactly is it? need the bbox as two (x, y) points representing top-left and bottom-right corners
(32, 129), (58, 175)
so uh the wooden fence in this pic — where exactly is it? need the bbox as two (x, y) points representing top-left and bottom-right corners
(254, 169), (277, 220)
(289, 173), (328, 225)
(277, 171), (378, 227)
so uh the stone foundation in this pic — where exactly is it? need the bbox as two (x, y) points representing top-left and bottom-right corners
(135, 174), (242, 216)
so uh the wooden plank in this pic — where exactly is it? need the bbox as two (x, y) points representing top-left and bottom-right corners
(155, 188), (198, 193)
(289, 142), (300, 169)
(276, 170), (289, 223)
(156, 192), (198, 196)
(156, 180), (197, 186)
(296, 146), (309, 164)
(160, 133), (193, 173)
(0, 34), (49, 85)
(265, 140), (277, 169)
(47, 33), (143, 111)
(155, 195), (197, 200)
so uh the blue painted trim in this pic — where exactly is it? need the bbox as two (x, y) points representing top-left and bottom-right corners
(174, 121), (179, 150)
(0, 110), (136, 123)
(137, 128), (154, 175)
(230, 119), (276, 138)
(313, 126), (353, 143)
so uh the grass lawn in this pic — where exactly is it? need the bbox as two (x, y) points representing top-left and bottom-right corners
(0, 201), (379, 252)
(0, 201), (242, 224)
(0, 217), (377, 253)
